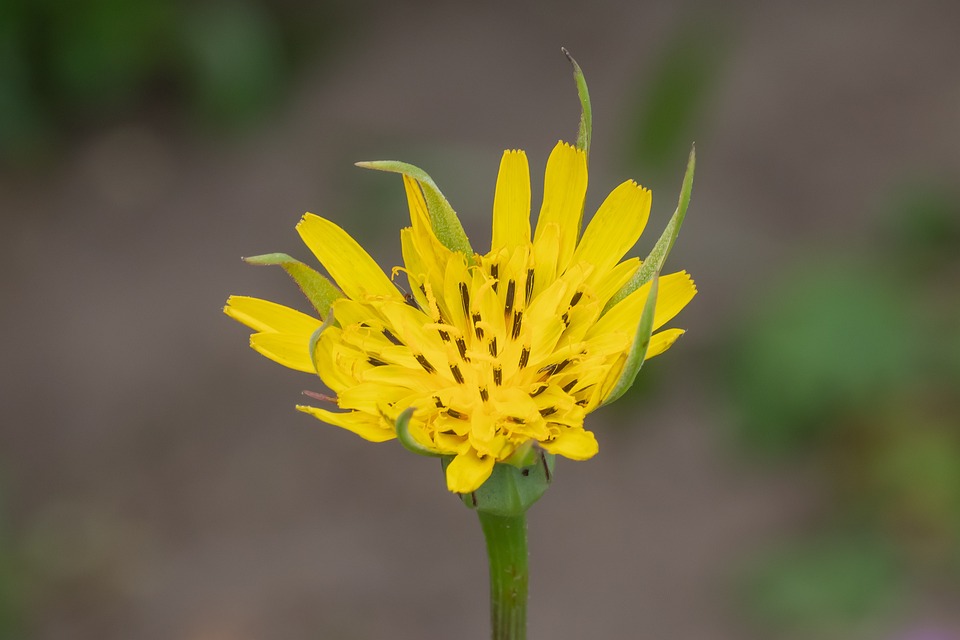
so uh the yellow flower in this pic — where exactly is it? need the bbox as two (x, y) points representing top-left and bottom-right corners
(225, 141), (695, 494)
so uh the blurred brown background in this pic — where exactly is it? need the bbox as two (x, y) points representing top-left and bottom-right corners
(2, 1), (959, 638)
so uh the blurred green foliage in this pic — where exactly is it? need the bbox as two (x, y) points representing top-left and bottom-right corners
(743, 532), (901, 633)
(44, 0), (175, 112)
(881, 183), (960, 276)
(727, 183), (960, 632)
(862, 410), (960, 560)
(624, 13), (730, 178)
(729, 264), (919, 454)
(0, 494), (24, 638)
(0, 0), (351, 165)
(179, 2), (287, 127)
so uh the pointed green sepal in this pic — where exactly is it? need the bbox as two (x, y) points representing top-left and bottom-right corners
(308, 310), (337, 374)
(604, 145), (695, 313)
(562, 47), (592, 158)
(601, 272), (660, 406)
(502, 441), (538, 469)
(244, 252), (342, 319)
(443, 451), (556, 517)
(355, 160), (474, 260)
(395, 407), (442, 457)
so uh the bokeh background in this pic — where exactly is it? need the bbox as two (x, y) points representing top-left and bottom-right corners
(2, 1), (959, 638)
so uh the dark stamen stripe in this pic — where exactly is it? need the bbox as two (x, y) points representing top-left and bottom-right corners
(382, 328), (403, 345)
(561, 312), (570, 327)
(575, 398), (589, 406)
(367, 356), (388, 367)
(438, 329), (450, 342)
(456, 337), (469, 360)
(511, 311), (523, 340)
(491, 264), (499, 292)
(493, 366), (503, 386)
(518, 347), (530, 369)
(459, 282), (470, 319)
(570, 291), (583, 306)
(416, 354), (436, 374)
(530, 384), (548, 397)
(473, 313), (484, 339)
(488, 337), (498, 357)
(450, 364), (465, 384)
(507, 416), (525, 424)
(447, 408), (467, 419)
(540, 450), (552, 481)
(525, 269), (535, 304)
(434, 396), (445, 407)
(540, 406), (558, 417)
(480, 387), (489, 401)
(504, 280), (516, 315)
(562, 379), (578, 393)
(538, 359), (571, 376)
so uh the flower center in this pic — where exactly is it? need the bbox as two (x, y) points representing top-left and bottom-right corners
(329, 245), (619, 460)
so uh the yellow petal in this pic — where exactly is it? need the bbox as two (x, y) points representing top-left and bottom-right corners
(524, 277), (569, 361)
(296, 214), (402, 301)
(652, 271), (697, 329)
(403, 173), (431, 232)
(491, 150), (531, 252)
(310, 327), (362, 393)
(224, 296), (321, 335)
(445, 449), (496, 493)
(361, 365), (442, 394)
(587, 270), (696, 340)
(442, 252), (473, 333)
(399, 227), (432, 310)
(297, 405), (395, 442)
(533, 141), (588, 273)
(646, 328), (685, 359)
(531, 221), (561, 297)
(540, 427), (599, 460)
(330, 297), (383, 329)
(593, 258), (639, 309)
(572, 180), (651, 286)
(403, 175), (455, 284)
(337, 381), (412, 414)
(250, 332), (317, 373)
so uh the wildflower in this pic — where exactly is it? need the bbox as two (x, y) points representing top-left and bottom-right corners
(224, 139), (695, 494)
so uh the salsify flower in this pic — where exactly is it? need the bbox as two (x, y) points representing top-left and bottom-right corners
(224, 138), (696, 494)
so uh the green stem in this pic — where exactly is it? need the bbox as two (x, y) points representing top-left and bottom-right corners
(478, 511), (528, 640)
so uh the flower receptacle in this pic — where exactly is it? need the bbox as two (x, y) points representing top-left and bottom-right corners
(443, 452), (555, 517)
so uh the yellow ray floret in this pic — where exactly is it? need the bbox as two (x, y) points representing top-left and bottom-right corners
(226, 141), (695, 494)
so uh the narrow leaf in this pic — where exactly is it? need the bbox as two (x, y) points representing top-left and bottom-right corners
(308, 310), (337, 374)
(355, 160), (474, 260)
(244, 252), (341, 318)
(601, 273), (660, 406)
(604, 145), (695, 313)
(395, 407), (442, 457)
(562, 47), (592, 158)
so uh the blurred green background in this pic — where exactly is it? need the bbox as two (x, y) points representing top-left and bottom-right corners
(1, 1), (958, 638)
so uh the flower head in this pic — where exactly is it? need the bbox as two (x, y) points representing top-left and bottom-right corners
(225, 138), (696, 494)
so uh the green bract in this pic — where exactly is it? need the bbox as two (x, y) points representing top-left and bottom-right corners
(355, 160), (474, 261)
(444, 453), (556, 517)
(244, 252), (341, 318)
